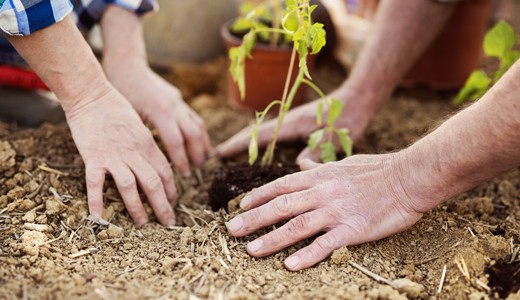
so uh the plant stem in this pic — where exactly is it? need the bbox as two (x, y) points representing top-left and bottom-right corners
(270, 0), (281, 48)
(302, 78), (326, 99)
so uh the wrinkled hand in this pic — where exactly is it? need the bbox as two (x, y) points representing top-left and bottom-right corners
(66, 86), (177, 227)
(215, 88), (375, 162)
(105, 61), (212, 177)
(225, 154), (425, 271)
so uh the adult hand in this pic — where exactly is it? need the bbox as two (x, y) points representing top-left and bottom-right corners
(225, 153), (427, 271)
(65, 84), (177, 227)
(104, 60), (212, 177)
(215, 87), (377, 162)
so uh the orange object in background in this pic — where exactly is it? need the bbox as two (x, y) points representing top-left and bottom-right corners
(402, 0), (494, 90)
(0, 66), (49, 91)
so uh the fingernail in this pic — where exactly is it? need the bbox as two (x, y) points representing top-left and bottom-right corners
(137, 217), (149, 226)
(240, 195), (251, 209)
(285, 256), (300, 269)
(225, 216), (243, 233)
(247, 239), (263, 253)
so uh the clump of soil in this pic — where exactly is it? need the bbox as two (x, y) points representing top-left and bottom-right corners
(208, 162), (299, 211)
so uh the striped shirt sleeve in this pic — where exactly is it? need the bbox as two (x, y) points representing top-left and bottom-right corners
(72, 0), (157, 33)
(0, 0), (74, 36)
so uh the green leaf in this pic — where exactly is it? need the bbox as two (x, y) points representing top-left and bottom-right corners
(309, 23), (326, 54)
(327, 98), (344, 126)
(484, 20), (516, 58)
(307, 129), (324, 151)
(243, 30), (256, 56)
(239, 2), (255, 16)
(248, 126), (259, 165)
(231, 17), (253, 32)
(229, 47), (246, 99)
(454, 70), (491, 105)
(494, 50), (520, 81)
(319, 143), (336, 163)
(316, 102), (323, 125)
(336, 129), (353, 157)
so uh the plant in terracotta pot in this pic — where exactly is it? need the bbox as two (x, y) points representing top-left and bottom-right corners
(221, 0), (317, 111)
(210, 0), (352, 211)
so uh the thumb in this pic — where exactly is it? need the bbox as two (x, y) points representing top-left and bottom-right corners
(298, 158), (322, 171)
(297, 147), (321, 165)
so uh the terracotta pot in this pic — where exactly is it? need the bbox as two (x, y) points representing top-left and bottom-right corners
(221, 20), (316, 112)
(402, 0), (493, 90)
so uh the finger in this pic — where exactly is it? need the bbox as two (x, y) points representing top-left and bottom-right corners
(297, 147), (321, 165)
(156, 121), (191, 177)
(127, 155), (176, 227)
(85, 164), (106, 218)
(145, 142), (177, 206)
(226, 189), (319, 237)
(239, 172), (313, 210)
(215, 117), (280, 158)
(245, 210), (329, 258)
(284, 229), (344, 271)
(189, 112), (213, 157)
(298, 158), (322, 171)
(178, 113), (207, 167)
(108, 163), (149, 225)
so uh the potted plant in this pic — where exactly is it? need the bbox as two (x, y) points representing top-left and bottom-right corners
(210, 0), (352, 210)
(221, 0), (317, 111)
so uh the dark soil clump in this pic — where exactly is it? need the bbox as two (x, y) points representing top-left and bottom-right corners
(209, 162), (299, 211)
(486, 260), (520, 298)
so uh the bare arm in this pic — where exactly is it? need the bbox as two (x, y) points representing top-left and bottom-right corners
(100, 5), (212, 176)
(7, 17), (177, 227)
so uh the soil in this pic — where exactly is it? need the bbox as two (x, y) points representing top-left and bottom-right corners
(209, 162), (299, 212)
(2, 12), (520, 299)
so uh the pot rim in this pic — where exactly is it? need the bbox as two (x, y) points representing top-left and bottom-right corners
(220, 19), (294, 52)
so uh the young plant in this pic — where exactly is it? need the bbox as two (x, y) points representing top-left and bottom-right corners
(229, 0), (353, 166)
(455, 20), (520, 104)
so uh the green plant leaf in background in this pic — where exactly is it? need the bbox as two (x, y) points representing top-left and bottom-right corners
(484, 20), (516, 58)
(231, 17), (253, 32)
(319, 143), (336, 163)
(327, 98), (344, 126)
(309, 23), (326, 54)
(308, 129), (324, 151)
(454, 70), (491, 105)
(494, 49), (520, 81)
(316, 102), (323, 125)
(248, 125), (259, 165)
(336, 129), (353, 157)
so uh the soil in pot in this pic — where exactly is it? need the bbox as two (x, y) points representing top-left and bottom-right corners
(486, 260), (520, 298)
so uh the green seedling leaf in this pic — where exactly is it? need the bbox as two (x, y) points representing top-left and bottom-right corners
(308, 129), (324, 151)
(454, 70), (491, 105)
(319, 142), (336, 163)
(336, 129), (353, 157)
(494, 50), (520, 81)
(309, 23), (326, 54)
(229, 47), (246, 99)
(484, 20), (516, 58)
(256, 22), (271, 42)
(243, 30), (256, 56)
(231, 17), (253, 32)
(239, 2), (256, 15)
(316, 102), (323, 125)
(327, 98), (344, 126)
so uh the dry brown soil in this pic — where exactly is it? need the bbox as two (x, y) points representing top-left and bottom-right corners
(1, 55), (520, 300)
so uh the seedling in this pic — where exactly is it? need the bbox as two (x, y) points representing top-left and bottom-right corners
(455, 20), (520, 104)
(229, 0), (353, 166)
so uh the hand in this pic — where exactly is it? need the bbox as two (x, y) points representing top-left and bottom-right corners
(215, 87), (377, 162)
(65, 85), (177, 227)
(225, 153), (426, 271)
(104, 60), (212, 177)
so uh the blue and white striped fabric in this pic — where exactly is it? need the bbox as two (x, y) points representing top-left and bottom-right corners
(0, 0), (157, 36)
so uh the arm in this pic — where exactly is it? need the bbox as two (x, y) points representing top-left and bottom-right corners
(100, 5), (212, 176)
(226, 60), (520, 271)
(7, 16), (177, 227)
(216, 0), (456, 161)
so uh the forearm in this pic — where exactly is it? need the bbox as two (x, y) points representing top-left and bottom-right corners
(341, 0), (455, 109)
(6, 16), (111, 113)
(401, 61), (520, 212)
(100, 4), (147, 67)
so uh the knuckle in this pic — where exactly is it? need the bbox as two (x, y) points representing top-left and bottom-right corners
(86, 172), (104, 187)
(273, 176), (290, 193)
(144, 174), (163, 191)
(185, 128), (202, 140)
(119, 175), (136, 190)
(315, 234), (337, 252)
(243, 209), (262, 230)
(158, 165), (174, 182)
(287, 214), (310, 235)
(273, 195), (292, 216)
